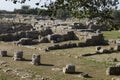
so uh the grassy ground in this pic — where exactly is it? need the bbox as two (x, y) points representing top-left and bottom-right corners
(102, 30), (120, 40)
(0, 31), (119, 80)
(0, 42), (119, 80)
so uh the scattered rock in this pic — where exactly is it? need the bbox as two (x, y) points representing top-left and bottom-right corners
(111, 77), (120, 80)
(78, 73), (89, 78)
(13, 50), (24, 61)
(31, 54), (41, 65)
(116, 63), (120, 67)
(0, 50), (7, 57)
(3, 68), (12, 73)
(63, 64), (75, 73)
(106, 66), (120, 75)
(0, 61), (7, 65)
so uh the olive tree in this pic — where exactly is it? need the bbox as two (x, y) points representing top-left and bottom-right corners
(6, 0), (119, 24)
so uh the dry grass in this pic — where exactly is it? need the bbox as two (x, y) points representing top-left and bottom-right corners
(0, 31), (119, 80)
(0, 41), (119, 80)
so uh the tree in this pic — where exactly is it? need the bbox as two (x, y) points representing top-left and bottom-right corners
(6, 0), (119, 23)
(112, 10), (120, 21)
(55, 8), (71, 19)
(21, 5), (30, 10)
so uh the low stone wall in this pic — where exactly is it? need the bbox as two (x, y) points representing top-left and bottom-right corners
(108, 39), (120, 44)
(45, 42), (91, 51)
(0, 22), (33, 34)
(46, 42), (85, 51)
(0, 28), (53, 42)
(63, 64), (75, 73)
(85, 33), (106, 46)
(106, 66), (120, 75)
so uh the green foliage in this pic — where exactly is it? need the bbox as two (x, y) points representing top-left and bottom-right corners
(55, 8), (71, 19)
(14, 8), (38, 15)
(47, 0), (119, 19)
(14, 8), (53, 16)
(112, 10), (120, 21)
(7, 0), (119, 20)
(0, 10), (12, 14)
(6, 0), (120, 29)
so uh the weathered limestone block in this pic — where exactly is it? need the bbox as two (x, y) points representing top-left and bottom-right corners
(31, 54), (40, 65)
(97, 48), (110, 54)
(111, 77), (120, 80)
(60, 43), (68, 49)
(63, 64), (75, 73)
(13, 51), (23, 61)
(38, 36), (49, 43)
(109, 47), (115, 52)
(0, 50), (7, 57)
(67, 42), (77, 48)
(116, 63), (120, 67)
(78, 73), (89, 78)
(106, 66), (120, 75)
(114, 45), (120, 51)
(76, 42), (86, 47)
(16, 38), (34, 45)
(95, 46), (101, 52)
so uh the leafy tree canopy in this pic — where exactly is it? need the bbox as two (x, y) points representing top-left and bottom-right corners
(6, 0), (119, 23)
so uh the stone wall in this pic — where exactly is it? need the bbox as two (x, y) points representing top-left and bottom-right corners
(0, 22), (33, 34)
(0, 28), (53, 42)
(85, 33), (105, 46)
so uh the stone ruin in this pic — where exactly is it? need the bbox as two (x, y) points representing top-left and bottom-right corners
(70, 23), (86, 29)
(108, 39), (120, 45)
(84, 33), (106, 46)
(63, 64), (75, 74)
(86, 20), (108, 31)
(0, 22), (33, 34)
(13, 51), (24, 61)
(31, 54), (41, 65)
(80, 45), (120, 57)
(0, 28), (53, 42)
(106, 63), (120, 75)
(0, 49), (42, 66)
(95, 46), (111, 54)
(45, 33), (106, 51)
(16, 38), (37, 45)
(39, 31), (78, 43)
(0, 14), (109, 48)
(114, 45), (120, 51)
(46, 42), (78, 51)
(95, 45), (120, 54)
(0, 50), (7, 57)
(43, 29), (107, 51)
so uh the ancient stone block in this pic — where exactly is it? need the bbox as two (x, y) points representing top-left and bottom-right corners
(95, 46), (101, 51)
(31, 54), (40, 65)
(78, 73), (89, 78)
(63, 64), (75, 73)
(114, 45), (120, 51)
(111, 77), (120, 80)
(0, 50), (7, 57)
(38, 36), (49, 43)
(109, 47), (115, 52)
(16, 38), (34, 45)
(13, 51), (23, 61)
(76, 42), (86, 47)
(116, 63), (120, 67)
(98, 49), (110, 54)
(106, 66), (120, 75)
